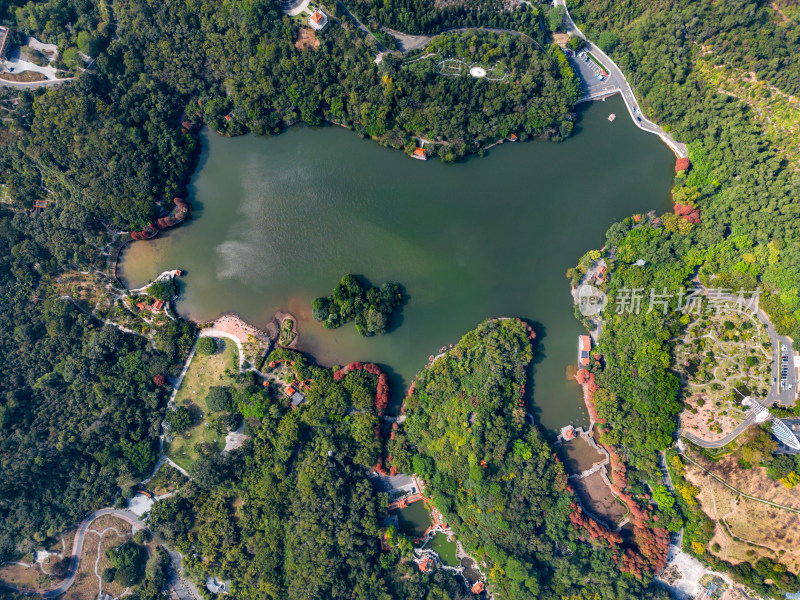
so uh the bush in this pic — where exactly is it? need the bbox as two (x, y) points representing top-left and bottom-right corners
(567, 36), (584, 52)
(102, 567), (116, 583)
(197, 337), (216, 355)
(166, 406), (193, 433)
(148, 279), (177, 301)
(133, 529), (149, 545)
(206, 386), (233, 412)
(106, 541), (145, 586)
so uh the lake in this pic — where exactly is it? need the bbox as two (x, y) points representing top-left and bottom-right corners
(120, 94), (674, 431)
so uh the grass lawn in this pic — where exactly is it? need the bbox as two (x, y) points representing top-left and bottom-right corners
(166, 339), (239, 472)
(587, 52), (608, 73)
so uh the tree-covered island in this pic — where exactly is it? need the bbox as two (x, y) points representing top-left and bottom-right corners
(312, 274), (403, 336)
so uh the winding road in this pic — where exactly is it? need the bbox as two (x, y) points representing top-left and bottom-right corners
(0, 508), (146, 598)
(555, 0), (687, 158)
(0, 507), (199, 599)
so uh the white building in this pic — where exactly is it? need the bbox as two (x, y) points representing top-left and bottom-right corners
(308, 9), (328, 30)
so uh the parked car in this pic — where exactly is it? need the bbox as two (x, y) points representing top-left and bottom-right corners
(596, 74), (604, 80)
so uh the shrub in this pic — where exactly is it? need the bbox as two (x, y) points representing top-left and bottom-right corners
(166, 407), (193, 434)
(197, 337), (216, 355)
(148, 279), (177, 301)
(206, 386), (233, 412)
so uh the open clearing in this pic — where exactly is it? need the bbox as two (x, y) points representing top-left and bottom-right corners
(0, 561), (59, 590)
(167, 339), (238, 471)
(145, 461), (187, 495)
(685, 458), (800, 574)
(295, 27), (319, 50)
(690, 449), (800, 510)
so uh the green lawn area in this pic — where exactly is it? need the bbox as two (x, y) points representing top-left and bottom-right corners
(587, 52), (608, 73)
(166, 338), (239, 472)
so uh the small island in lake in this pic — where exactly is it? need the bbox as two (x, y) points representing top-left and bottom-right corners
(312, 274), (403, 336)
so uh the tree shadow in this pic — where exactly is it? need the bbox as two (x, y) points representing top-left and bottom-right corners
(522, 319), (548, 428)
(373, 361), (408, 420)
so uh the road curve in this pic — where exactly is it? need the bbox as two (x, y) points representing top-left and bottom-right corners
(0, 508), (146, 598)
(679, 409), (758, 449)
(555, 0), (687, 158)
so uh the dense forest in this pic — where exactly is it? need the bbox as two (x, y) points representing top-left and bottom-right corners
(0, 208), (193, 559)
(2, 0), (800, 595)
(0, 0), (577, 570)
(564, 0), (800, 592)
(343, 0), (546, 38)
(393, 319), (672, 599)
(145, 350), (479, 598)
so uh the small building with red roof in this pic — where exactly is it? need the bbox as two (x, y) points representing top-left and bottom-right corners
(578, 335), (591, 367)
(412, 147), (427, 160)
(308, 9), (328, 30)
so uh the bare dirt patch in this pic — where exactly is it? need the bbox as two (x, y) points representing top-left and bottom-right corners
(552, 33), (570, 47)
(692, 450), (800, 510)
(62, 532), (100, 600)
(295, 27), (320, 50)
(0, 71), (47, 82)
(90, 515), (133, 536)
(725, 496), (800, 573)
(572, 471), (627, 527)
(685, 457), (800, 574)
(0, 562), (54, 590)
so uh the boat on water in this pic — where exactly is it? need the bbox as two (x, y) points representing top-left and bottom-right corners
(608, 113), (616, 122)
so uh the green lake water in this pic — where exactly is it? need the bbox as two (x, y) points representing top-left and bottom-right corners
(392, 502), (432, 538)
(120, 94), (674, 431)
(424, 531), (460, 567)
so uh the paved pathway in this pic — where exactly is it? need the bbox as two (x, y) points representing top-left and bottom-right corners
(0, 76), (72, 89)
(198, 329), (245, 370)
(659, 451), (675, 492)
(680, 403), (759, 449)
(0, 509), (145, 598)
(281, 0), (310, 17)
(556, 0), (687, 158)
(0, 507), (200, 599)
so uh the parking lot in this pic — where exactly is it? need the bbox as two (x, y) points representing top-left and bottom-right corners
(775, 340), (799, 404)
(568, 50), (617, 99)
